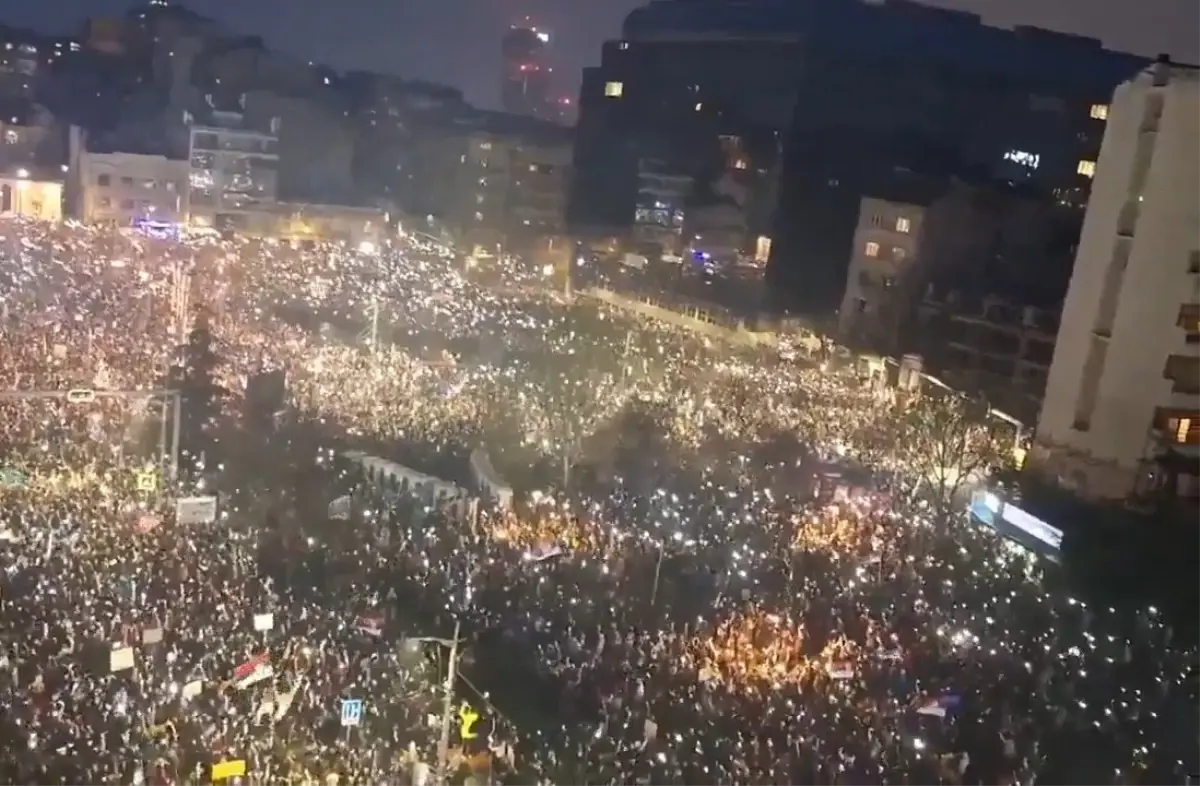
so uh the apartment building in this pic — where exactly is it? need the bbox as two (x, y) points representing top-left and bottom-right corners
(1033, 59), (1200, 500)
(79, 150), (188, 224)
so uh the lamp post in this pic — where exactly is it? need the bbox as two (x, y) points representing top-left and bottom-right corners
(409, 622), (462, 786)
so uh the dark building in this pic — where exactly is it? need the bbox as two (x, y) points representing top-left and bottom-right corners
(569, 0), (1150, 316)
(501, 25), (552, 120)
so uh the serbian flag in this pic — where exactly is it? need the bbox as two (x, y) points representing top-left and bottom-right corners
(913, 692), (963, 718)
(232, 652), (273, 689)
(356, 613), (384, 638)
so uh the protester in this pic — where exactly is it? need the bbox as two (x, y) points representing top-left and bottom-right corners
(0, 215), (1193, 786)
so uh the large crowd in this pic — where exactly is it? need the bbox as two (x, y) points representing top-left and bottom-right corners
(0, 215), (1194, 785)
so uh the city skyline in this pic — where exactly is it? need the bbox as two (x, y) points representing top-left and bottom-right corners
(0, 0), (1195, 111)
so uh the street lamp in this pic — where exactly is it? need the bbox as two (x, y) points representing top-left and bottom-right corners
(409, 623), (462, 786)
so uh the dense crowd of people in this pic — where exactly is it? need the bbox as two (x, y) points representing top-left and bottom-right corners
(0, 215), (1194, 785)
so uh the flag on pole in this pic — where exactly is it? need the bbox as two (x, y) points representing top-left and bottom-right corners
(232, 653), (273, 689)
(913, 692), (963, 718)
(328, 495), (352, 520)
(355, 613), (384, 638)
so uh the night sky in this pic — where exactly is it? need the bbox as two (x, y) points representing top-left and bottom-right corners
(3, 0), (1197, 110)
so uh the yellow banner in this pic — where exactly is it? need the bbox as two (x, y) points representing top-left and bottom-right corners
(212, 759), (247, 782)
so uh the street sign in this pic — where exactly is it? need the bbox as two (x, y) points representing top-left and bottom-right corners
(340, 698), (364, 727)
(136, 468), (159, 493)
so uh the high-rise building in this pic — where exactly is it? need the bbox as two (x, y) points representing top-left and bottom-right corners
(501, 24), (552, 120)
(1032, 59), (1200, 501)
(570, 0), (1150, 314)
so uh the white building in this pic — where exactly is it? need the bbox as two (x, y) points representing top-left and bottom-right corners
(838, 197), (925, 344)
(78, 151), (188, 225)
(1033, 59), (1200, 500)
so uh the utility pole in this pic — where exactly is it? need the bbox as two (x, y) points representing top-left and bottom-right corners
(358, 298), (380, 355)
(434, 621), (461, 786)
(411, 623), (462, 786)
(370, 297), (380, 356)
(620, 329), (634, 387)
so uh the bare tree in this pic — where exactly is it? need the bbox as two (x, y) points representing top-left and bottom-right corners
(530, 364), (630, 489)
(898, 393), (1007, 518)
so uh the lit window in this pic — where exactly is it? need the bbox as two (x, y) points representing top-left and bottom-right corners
(1090, 104), (1109, 120)
(864, 242), (880, 257)
(733, 158), (747, 170)
(474, 211), (483, 221)
(895, 217), (911, 233)
(694, 102), (703, 112)
(1003, 149), (1040, 169)
(604, 81), (624, 98)
(1177, 418), (1191, 444)
(618, 42), (629, 51)
(478, 141), (492, 151)
(1077, 159), (1096, 178)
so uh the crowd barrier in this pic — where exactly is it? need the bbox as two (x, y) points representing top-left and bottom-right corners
(470, 447), (513, 509)
(342, 451), (466, 507)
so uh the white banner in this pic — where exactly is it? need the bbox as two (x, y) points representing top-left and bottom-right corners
(176, 496), (217, 525)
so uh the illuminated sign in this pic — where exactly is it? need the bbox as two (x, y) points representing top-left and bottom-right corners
(969, 491), (1062, 559)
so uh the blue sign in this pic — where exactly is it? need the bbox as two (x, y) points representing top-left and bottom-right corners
(340, 698), (364, 727)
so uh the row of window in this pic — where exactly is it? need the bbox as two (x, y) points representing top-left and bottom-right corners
(863, 242), (907, 260)
(94, 196), (174, 212)
(95, 174), (177, 190)
(868, 215), (911, 233)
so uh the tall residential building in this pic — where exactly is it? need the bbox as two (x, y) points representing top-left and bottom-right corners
(185, 103), (279, 230)
(1032, 60), (1200, 501)
(443, 111), (572, 250)
(570, 0), (1149, 314)
(501, 25), (552, 120)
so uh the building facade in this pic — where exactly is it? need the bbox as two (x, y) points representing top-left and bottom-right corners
(570, 0), (1149, 316)
(501, 26), (553, 120)
(78, 150), (188, 224)
(633, 159), (691, 253)
(443, 112), (572, 250)
(274, 202), (387, 246)
(0, 174), (61, 221)
(185, 108), (279, 229)
(838, 197), (928, 345)
(1033, 61), (1200, 501)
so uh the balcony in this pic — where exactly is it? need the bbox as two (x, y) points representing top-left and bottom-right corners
(1115, 201), (1140, 238)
